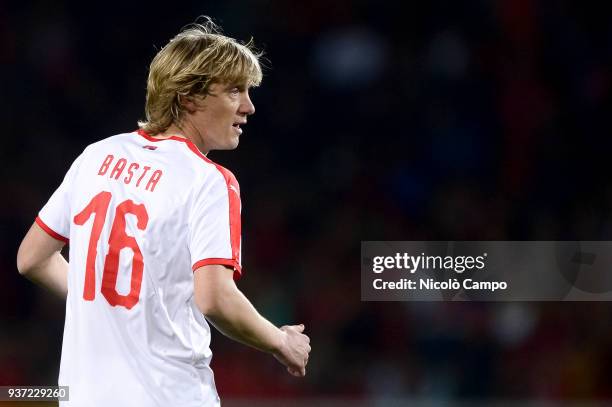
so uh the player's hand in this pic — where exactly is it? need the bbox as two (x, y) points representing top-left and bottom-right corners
(273, 324), (311, 377)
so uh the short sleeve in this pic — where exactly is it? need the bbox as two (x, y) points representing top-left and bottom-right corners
(37, 152), (86, 243)
(189, 168), (242, 280)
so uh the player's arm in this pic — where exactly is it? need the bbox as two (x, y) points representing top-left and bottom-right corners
(16, 222), (68, 299)
(194, 264), (311, 377)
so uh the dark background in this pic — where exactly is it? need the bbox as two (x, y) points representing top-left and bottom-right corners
(1, 0), (612, 403)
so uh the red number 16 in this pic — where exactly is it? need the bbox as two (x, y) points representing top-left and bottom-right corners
(74, 191), (149, 310)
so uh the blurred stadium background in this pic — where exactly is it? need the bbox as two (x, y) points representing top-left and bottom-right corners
(1, 0), (612, 405)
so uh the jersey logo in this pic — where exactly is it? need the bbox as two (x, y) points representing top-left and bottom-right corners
(143, 145), (158, 150)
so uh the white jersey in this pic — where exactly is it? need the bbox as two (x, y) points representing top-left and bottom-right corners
(36, 130), (243, 407)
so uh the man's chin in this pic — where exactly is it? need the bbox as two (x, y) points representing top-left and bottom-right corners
(209, 136), (240, 151)
(217, 141), (240, 151)
(228, 136), (240, 150)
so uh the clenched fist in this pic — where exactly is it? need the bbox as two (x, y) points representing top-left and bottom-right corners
(273, 324), (311, 377)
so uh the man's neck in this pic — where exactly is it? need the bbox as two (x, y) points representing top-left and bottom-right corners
(155, 124), (188, 140)
(156, 124), (208, 155)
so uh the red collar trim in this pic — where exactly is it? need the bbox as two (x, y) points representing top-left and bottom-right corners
(135, 129), (215, 165)
(136, 129), (190, 143)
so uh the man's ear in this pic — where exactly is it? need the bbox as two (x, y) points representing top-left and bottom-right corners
(178, 94), (199, 114)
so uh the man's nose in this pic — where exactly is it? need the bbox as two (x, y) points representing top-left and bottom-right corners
(240, 92), (255, 115)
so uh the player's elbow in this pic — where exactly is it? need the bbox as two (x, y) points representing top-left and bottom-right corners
(16, 238), (46, 277)
(195, 293), (224, 318)
(195, 282), (237, 319)
(17, 242), (36, 277)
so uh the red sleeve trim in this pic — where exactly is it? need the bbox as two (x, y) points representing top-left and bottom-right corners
(35, 216), (69, 243)
(192, 258), (242, 281)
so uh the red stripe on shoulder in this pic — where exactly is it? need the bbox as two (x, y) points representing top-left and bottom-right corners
(35, 216), (69, 243)
(193, 258), (242, 281)
(180, 141), (242, 273)
(210, 167), (242, 273)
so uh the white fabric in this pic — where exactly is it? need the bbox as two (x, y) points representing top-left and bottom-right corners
(38, 131), (242, 407)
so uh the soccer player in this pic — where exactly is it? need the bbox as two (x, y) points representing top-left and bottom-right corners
(16, 19), (311, 406)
